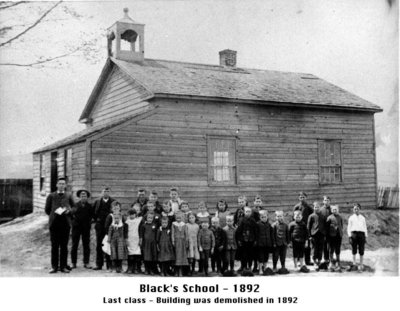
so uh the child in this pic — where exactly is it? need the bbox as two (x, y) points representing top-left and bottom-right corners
(288, 210), (309, 272)
(125, 208), (143, 273)
(236, 206), (258, 273)
(180, 201), (191, 223)
(251, 195), (263, 222)
(169, 188), (183, 213)
(272, 211), (290, 273)
(321, 195), (332, 264)
(145, 201), (161, 227)
(234, 195), (247, 226)
(131, 202), (142, 216)
(251, 195), (263, 271)
(139, 212), (158, 275)
(223, 215), (237, 273)
(157, 216), (175, 276)
(171, 211), (189, 276)
(161, 199), (175, 227)
(149, 190), (163, 214)
(256, 210), (274, 274)
(215, 199), (230, 228)
(198, 220), (215, 276)
(347, 203), (367, 271)
(326, 205), (343, 271)
(307, 201), (326, 270)
(186, 213), (200, 275)
(104, 201), (123, 270)
(234, 195), (248, 272)
(293, 192), (313, 265)
(210, 217), (226, 274)
(196, 201), (211, 224)
(107, 212), (128, 273)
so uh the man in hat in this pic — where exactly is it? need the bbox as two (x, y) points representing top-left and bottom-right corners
(293, 192), (313, 265)
(45, 177), (75, 273)
(70, 189), (93, 269)
(93, 186), (115, 270)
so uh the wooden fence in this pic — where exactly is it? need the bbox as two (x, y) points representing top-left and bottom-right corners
(378, 186), (399, 208)
(0, 179), (33, 221)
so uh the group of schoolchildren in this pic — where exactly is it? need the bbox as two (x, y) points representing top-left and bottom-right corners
(70, 187), (369, 276)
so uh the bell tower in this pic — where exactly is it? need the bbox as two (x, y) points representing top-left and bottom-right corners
(107, 8), (144, 62)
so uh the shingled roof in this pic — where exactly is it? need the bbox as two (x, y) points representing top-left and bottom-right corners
(111, 57), (382, 112)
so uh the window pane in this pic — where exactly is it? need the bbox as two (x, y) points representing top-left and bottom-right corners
(209, 138), (237, 184)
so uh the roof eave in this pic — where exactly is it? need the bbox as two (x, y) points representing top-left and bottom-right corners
(79, 58), (114, 123)
(153, 93), (383, 113)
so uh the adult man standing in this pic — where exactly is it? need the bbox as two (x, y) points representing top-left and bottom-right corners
(70, 189), (93, 269)
(45, 178), (75, 274)
(93, 186), (115, 270)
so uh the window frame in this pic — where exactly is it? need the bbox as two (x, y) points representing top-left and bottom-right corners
(64, 148), (72, 184)
(207, 135), (238, 186)
(317, 139), (343, 185)
(39, 154), (45, 191)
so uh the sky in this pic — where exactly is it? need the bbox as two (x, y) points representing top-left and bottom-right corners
(0, 0), (398, 184)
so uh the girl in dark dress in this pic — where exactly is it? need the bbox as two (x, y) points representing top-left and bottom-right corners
(139, 212), (158, 275)
(157, 216), (175, 276)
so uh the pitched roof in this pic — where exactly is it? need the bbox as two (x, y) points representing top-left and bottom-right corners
(111, 57), (382, 112)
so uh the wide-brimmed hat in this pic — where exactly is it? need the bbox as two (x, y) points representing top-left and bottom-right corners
(76, 189), (91, 198)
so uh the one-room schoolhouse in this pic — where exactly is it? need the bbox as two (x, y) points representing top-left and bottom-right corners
(32, 9), (382, 213)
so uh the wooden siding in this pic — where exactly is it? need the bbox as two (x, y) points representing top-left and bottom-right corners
(89, 66), (151, 126)
(89, 99), (377, 213)
(32, 143), (86, 211)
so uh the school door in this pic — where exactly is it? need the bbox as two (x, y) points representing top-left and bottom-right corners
(50, 151), (58, 192)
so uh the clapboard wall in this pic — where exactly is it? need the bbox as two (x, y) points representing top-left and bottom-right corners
(89, 67), (151, 127)
(88, 98), (377, 213)
(33, 142), (86, 211)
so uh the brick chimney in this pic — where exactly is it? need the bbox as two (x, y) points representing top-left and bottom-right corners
(219, 49), (237, 67)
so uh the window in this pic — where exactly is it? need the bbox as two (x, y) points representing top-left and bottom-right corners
(207, 137), (237, 185)
(318, 140), (342, 184)
(64, 148), (72, 184)
(40, 154), (45, 191)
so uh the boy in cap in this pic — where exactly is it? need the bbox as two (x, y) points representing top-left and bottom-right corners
(93, 186), (115, 270)
(71, 189), (93, 269)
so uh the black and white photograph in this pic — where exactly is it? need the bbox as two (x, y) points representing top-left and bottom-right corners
(0, 0), (399, 308)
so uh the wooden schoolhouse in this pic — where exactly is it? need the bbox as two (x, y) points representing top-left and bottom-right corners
(33, 9), (382, 213)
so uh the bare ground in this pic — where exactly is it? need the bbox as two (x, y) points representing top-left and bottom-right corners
(0, 210), (398, 277)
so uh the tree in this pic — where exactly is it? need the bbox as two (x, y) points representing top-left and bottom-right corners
(0, 1), (104, 67)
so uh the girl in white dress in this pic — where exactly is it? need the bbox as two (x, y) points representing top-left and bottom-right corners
(186, 213), (200, 275)
(125, 208), (143, 273)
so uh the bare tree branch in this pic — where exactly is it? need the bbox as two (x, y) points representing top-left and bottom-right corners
(0, 1), (27, 10)
(0, 0), (63, 47)
(0, 49), (79, 67)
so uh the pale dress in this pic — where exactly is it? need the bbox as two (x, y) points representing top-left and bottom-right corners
(186, 222), (200, 260)
(126, 217), (142, 255)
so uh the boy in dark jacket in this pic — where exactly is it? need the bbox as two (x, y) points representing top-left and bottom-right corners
(236, 207), (258, 272)
(210, 217), (226, 274)
(326, 205), (343, 271)
(256, 210), (274, 274)
(198, 220), (215, 276)
(272, 211), (290, 273)
(307, 201), (326, 270)
(293, 191), (313, 265)
(222, 215), (237, 273)
(289, 210), (309, 272)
